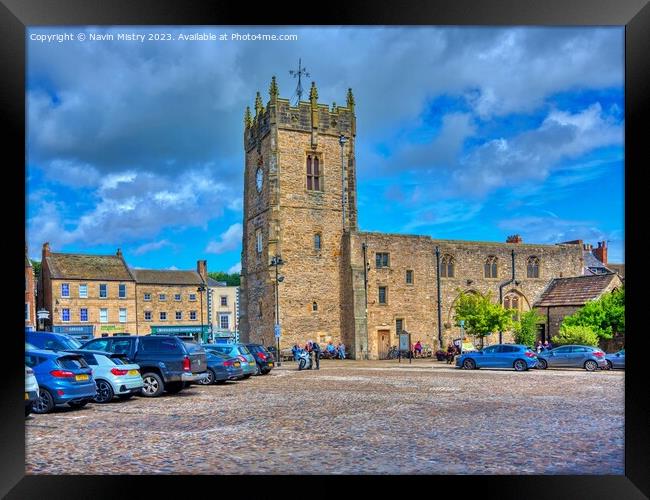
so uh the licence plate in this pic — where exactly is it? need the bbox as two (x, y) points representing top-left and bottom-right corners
(127, 369), (139, 376)
(75, 374), (89, 381)
(268, 362), (274, 367)
(234, 362), (241, 368)
(25, 392), (28, 400)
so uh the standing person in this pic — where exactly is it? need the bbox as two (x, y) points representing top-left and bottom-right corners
(312, 340), (321, 370)
(292, 343), (300, 361)
(543, 340), (552, 351)
(446, 343), (456, 364)
(536, 340), (543, 353)
(338, 342), (346, 360)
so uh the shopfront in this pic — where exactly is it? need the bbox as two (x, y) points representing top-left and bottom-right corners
(52, 325), (95, 343)
(150, 325), (210, 342)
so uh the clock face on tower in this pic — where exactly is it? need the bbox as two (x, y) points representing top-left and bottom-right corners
(255, 167), (263, 193)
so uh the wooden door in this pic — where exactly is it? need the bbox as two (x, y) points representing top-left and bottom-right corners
(378, 330), (391, 359)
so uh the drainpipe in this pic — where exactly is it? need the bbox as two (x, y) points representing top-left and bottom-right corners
(362, 242), (369, 360)
(498, 249), (516, 344)
(435, 246), (443, 351)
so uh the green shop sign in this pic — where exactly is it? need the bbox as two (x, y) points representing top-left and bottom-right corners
(150, 325), (210, 334)
(100, 325), (119, 331)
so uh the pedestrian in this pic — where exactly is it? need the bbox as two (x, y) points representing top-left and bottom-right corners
(338, 342), (346, 360)
(292, 343), (300, 361)
(414, 340), (423, 358)
(446, 343), (456, 364)
(543, 340), (552, 351)
(311, 340), (321, 369)
(536, 340), (543, 353)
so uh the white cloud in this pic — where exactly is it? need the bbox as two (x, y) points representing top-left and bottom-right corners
(228, 262), (242, 274)
(133, 240), (173, 256)
(205, 223), (243, 254)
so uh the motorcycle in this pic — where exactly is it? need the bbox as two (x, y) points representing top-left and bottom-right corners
(297, 350), (313, 371)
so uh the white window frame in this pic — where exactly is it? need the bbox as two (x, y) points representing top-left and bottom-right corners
(79, 284), (88, 298)
(144, 293), (152, 301)
(80, 308), (88, 322)
(61, 308), (70, 322)
(220, 296), (228, 306)
(174, 293), (182, 302)
(219, 314), (229, 330)
(144, 311), (152, 321)
(189, 294), (197, 302)
(189, 311), (197, 321)
(119, 308), (127, 323)
(160, 311), (167, 321)
(99, 283), (108, 299)
(119, 283), (127, 299)
(256, 229), (263, 254)
(159, 293), (166, 301)
(175, 311), (183, 320)
(61, 283), (70, 298)
(99, 308), (108, 323)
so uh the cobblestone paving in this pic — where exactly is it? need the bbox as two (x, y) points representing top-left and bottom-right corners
(25, 360), (624, 474)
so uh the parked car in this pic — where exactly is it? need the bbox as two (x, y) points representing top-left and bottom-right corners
(25, 348), (96, 414)
(66, 350), (144, 403)
(201, 343), (257, 378)
(244, 343), (275, 375)
(605, 349), (625, 370)
(80, 335), (207, 397)
(536, 345), (608, 371)
(456, 344), (538, 371)
(25, 365), (39, 417)
(26, 331), (82, 351)
(198, 350), (244, 385)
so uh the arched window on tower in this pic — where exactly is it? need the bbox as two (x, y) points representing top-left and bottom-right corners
(484, 255), (498, 278)
(306, 154), (322, 191)
(440, 254), (455, 278)
(314, 233), (322, 251)
(527, 256), (540, 278)
(504, 292), (521, 321)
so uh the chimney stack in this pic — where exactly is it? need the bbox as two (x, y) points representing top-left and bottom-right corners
(592, 241), (608, 265)
(197, 260), (207, 281)
(116, 248), (123, 258)
(42, 242), (51, 259)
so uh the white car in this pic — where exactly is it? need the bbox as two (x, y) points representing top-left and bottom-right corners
(68, 350), (144, 403)
(25, 365), (39, 417)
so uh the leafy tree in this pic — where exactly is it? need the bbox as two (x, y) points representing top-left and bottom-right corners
(513, 309), (545, 347)
(561, 287), (624, 341)
(30, 260), (41, 280)
(453, 290), (513, 348)
(553, 324), (599, 347)
(207, 271), (240, 287)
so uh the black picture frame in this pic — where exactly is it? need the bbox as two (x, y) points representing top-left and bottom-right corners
(3, 0), (647, 497)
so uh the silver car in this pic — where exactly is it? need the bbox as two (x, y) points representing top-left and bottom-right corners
(536, 345), (608, 371)
(68, 350), (144, 403)
(605, 349), (625, 370)
(25, 366), (39, 417)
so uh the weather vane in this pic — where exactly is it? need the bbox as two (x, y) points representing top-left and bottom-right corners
(289, 58), (310, 106)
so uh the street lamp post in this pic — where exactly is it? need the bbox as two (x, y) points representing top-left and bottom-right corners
(197, 284), (206, 343)
(269, 255), (284, 366)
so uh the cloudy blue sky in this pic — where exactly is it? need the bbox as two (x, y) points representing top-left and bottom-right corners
(26, 26), (625, 272)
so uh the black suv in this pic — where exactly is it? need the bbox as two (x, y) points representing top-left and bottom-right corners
(245, 343), (274, 375)
(81, 335), (207, 397)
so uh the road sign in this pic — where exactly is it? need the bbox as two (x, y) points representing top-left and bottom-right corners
(274, 324), (281, 338)
(460, 320), (465, 327)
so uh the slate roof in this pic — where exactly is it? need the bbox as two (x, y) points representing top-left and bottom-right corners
(534, 274), (619, 307)
(46, 253), (134, 281)
(583, 251), (613, 275)
(132, 268), (204, 286)
(207, 277), (227, 287)
(607, 263), (625, 278)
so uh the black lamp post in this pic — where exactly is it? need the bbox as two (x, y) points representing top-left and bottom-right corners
(197, 284), (206, 343)
(269, 255), (284, 366)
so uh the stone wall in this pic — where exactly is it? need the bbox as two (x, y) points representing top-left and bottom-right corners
(136, 284), (209, 335)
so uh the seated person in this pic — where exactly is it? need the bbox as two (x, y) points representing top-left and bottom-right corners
(414, 340), (423, 358)
(338, 342), (346, 359)
(326, 342), (336, 357)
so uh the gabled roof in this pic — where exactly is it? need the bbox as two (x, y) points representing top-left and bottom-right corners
(132, 268), (204, 286)
(46, 253), (134, 281)
(207, 277), (227, 286)
(534, 274), (621, 307)
(607, 263), (625, 278)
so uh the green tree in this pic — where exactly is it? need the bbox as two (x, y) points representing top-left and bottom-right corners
(207, 271), (240, 286)
(453, 290), (513, 348)
(513, 309), (545, 347)
(30, 260), (41, 280)
(553, 324), (599, 347)
(561, 287), (624, 341)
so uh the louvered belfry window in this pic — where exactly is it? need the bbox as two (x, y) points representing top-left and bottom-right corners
(307, 155), (321, 191)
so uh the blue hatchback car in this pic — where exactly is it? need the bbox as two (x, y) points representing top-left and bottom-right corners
(25, 349), (97, 413)
(456, 344), (538, 371)
(26, 331), (82, 351)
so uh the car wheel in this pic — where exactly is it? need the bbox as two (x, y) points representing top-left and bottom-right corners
(68, 399), (89, 408)
(462, 358), (476, 370)
(513, 359), (528, 372)
(94, 380), (114, 403)
(198, 369), (215, 385)
(298, 359), (306, 370)
(141, 372), (164, 397)
(537, 359), (548, 370)
(32, 389), (54, 414)
(606, 360), (613, 370)
(255, 364), (261, 376)
(585, 360), (598, 372)
(117, 394), (134, 401)
(165, 382), (184, 393)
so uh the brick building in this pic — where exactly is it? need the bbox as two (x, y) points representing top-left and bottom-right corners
(207, 278), (239, 341)
(37, 243), (137, 341)
(25, 245), (36, 331)
(133, 262), (209, 340)
(239, 77), (590, 359)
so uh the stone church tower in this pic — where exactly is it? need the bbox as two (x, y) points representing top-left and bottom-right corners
(239, 77), (358, 349)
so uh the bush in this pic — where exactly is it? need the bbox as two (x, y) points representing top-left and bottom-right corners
(513, 310), (544, 347)
(553, 325), (599, 347)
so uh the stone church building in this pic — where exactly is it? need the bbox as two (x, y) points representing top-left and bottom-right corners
(239, 77), (587, 359)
